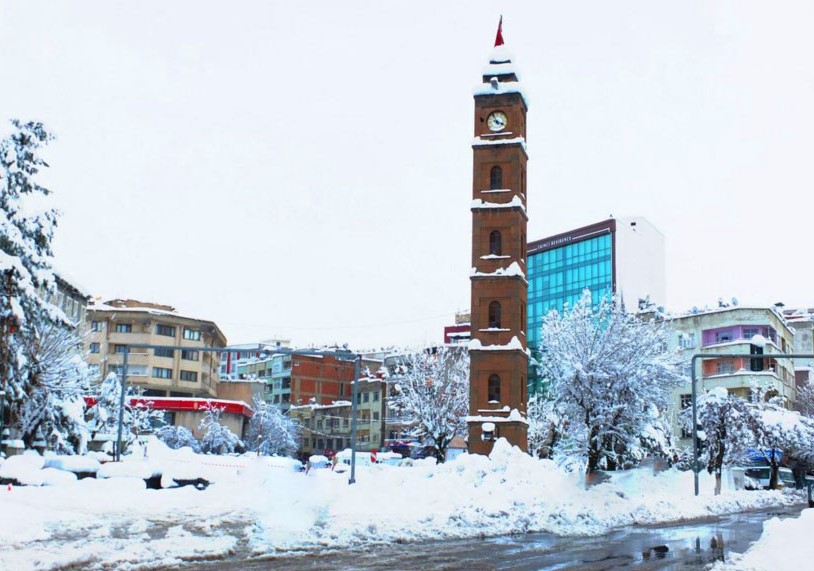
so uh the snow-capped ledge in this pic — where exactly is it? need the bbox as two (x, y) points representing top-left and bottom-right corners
(465, 408), (528, 425)
(468, 336), (524, 352)
(471, 195), (526, 213)
(472, 136), (527, 151)
(480, 254), (511, 260)
(473, 80), (530, 108)
(471, 261), (526, 281)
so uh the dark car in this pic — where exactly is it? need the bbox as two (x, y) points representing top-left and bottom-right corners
(410, 446), (438, 460)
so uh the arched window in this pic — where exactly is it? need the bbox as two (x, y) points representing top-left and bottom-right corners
(488, 301), (501, 328)
(490, 166), (503, 190)
(489, 230), (502, 256)
(488, 374), (501, 402)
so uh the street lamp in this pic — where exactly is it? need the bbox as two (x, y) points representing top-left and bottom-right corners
(690, 350), (814, 496)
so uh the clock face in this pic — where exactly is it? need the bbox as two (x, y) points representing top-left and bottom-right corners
(487, 111), (508, 132)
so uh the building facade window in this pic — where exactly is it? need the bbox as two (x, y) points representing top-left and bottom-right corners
(154, 347), (174, 358)
(181, 349), (199, 361)
(89, 342), (100, 354)
(489, 230), (502, 255)
(115, 323), (132, 333)
(179, 370), (198, 382)
(183, 328), (201, 341)
(114, 344), (128, 354)
(373, 391), (380, 402)
(715, 331), (732, 344)
(490, 165), (502, 190)
(679, 332), (696, 349)
(488, 301), (502, 328)
(90, 321), (103, 332)
(488, 374), (501, 402)
(373, 411), (380, 421)
(716, 361), (734, 375)
(156, 324), (175, 337)
(152, 367), (173, 379)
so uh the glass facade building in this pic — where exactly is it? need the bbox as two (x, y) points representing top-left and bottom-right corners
(527, 222), (615, 394)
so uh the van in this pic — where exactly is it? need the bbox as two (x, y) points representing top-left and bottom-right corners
(743, 466), (795, 490)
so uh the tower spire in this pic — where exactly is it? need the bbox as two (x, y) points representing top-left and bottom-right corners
(494, 16), (504, 47)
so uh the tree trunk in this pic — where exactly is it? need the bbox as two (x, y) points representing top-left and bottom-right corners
(714, 469), (722, 496)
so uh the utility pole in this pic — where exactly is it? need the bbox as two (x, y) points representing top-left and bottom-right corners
(349, 354), (360, 485)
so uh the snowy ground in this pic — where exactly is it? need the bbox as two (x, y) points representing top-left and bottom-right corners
(0, 438), (804, 570)
(711, 507), (814, 571)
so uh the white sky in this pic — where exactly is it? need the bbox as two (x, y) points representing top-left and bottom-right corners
(1, 1), (812, 349)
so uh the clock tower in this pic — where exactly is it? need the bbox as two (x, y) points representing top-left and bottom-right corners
(467, 19), (529, 454)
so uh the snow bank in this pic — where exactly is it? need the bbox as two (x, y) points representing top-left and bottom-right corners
(0, 439), (805, 570)
(711, 508), (814, 571)
(43, 454), (101, 474)
(0, 451), (45, 482)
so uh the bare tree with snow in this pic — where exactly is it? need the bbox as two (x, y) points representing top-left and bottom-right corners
(246, 399), (300, 456)
(539, 290), (686, 475)
(387, 346), (469, 463)
(86, 372), (163, 453)
(17, 322), (92, 453)
(746, 396), (814, 490)
(155, 425), (200, 453)
(795, 378), (814, 418)
(199, 403), (242, 455)
(685, 387), (753, 495)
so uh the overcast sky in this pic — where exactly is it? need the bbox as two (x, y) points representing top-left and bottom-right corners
(1, 1), (812, 349)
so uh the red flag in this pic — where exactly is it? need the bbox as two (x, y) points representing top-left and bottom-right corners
(494, 16), (504, 47)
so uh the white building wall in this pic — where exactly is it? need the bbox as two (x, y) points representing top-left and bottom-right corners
(614, 217), (666, 309)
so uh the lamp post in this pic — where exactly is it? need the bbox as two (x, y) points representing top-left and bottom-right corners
(690, 350), (814, 496)
(349, 354), (361, 485)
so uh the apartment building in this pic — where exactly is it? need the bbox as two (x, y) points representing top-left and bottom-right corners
(353, 376), (386, 452)
(783, 308), (814, 388)
(289, 401), (353, 460)
(85, 299), (227, 398)
(667, 303), (796, 443)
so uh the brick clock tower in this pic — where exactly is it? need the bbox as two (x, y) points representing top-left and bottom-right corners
(467, 20), (529, 455)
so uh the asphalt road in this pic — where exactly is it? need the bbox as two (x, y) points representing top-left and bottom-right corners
(177, 504), (806, 571)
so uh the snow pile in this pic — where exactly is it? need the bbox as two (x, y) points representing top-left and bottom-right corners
(0, 439), (805, 570)
(711, 508), (814, 571)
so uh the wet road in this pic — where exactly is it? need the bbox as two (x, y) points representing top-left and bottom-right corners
(181, 505), (805, 571)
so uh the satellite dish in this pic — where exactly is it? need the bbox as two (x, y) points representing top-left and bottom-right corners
(731, 297), (738, 306)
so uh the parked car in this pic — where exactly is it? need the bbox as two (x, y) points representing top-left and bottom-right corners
(410, 446), (438, 460)
(743, 466), (795, 490)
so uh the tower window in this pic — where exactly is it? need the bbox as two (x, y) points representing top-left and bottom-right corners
(488, 301), (502, 328)
(488, 374), (501, 402)
(490, 166), (503, 190)
(489, 230), (502, 255)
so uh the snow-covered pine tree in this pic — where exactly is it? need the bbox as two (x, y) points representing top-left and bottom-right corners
(387, 346), (469, 463)
(245, 399), (300, 456)
(0, 120), (75, 444)
(539, 290), (686, 475)
(199, 403), (242, 455)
